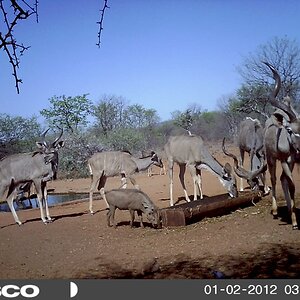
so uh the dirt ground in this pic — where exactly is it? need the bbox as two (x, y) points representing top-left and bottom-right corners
(0, 148), (300, 279)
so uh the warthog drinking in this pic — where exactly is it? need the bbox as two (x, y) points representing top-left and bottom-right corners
(101, 188), (160, 228)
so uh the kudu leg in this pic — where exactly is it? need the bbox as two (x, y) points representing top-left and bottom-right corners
(179, 164), (190, 203)
(89, 173), (109, 213)
(268, 160), (278, 219)
(33, 180), (47, 224)
(6, 191), (22, 225)
(89, 175), (100, 214)
(120, 174), (127, 188)
(160, 165), (166, 175)
(42, 182), (52, 222)
(281, 162), (298, 229)
(128, 176), (140, 190)
(98, 175), (109, 208)
(197, 169), (203, 199)
(167, 161), (175, 206)
(281, 177), (298, 229)
(239, 150), (245, 192)
(188, 165), (203, 200)
(260, 173), (270, 195)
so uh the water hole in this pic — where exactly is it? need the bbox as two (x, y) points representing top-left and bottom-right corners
(0, 193), (89, 212)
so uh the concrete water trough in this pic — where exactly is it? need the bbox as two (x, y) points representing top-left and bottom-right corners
(160, 191), (261, 227)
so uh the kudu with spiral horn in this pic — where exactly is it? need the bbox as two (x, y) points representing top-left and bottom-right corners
(222, 138), (267, 191)
(0, 128), (64, 225)
(263, 61), (300, 230)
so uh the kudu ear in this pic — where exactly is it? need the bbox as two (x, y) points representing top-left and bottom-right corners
(151, 152), (158, 161)
(36, 142), (47, 152)
(142, 202), (149, 210)
(55, 140), (65, 149)
(223, 162), (232, 178)
(150, 151), (156, 157)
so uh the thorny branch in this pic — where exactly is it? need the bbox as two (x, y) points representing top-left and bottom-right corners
(0, 0), (39, 94)
(2, 0), (109, 94)
(96, 0), (109, 48)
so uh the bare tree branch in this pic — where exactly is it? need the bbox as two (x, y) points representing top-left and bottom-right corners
(0, 0), (38, 93)
(237, 37), (300, 103)
(1, 0), (109, 94)
(96, 0), (109, 48)
(237, 101), (270, 120)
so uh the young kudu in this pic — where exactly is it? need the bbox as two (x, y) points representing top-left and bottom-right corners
(164, 135), (238, 206)
(0, 129), (64, 225)
(236, 118), (269, 193)
(87, 151), (163, 214)
(263, 61), (300, 229)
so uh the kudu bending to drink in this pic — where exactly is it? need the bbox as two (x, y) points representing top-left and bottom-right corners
(87, 151), (163, 214)
(263, 62), (300, 229)
(0, 129), (64, 225)
(164, 135), (238, 206)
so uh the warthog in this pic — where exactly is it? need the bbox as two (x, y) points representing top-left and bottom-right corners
(101, 188), (160, 228)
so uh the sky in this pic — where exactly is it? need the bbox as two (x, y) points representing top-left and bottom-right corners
(1, 0), (300, 122)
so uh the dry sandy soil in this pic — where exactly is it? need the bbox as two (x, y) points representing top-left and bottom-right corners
(0, 148), (300, 279)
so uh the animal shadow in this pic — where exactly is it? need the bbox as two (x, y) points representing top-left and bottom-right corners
(275, 206), (300, 229)
(114, 221), (155, 228)
(50, 211), (87, 222)
(22, 211), (88, 224)
(159, 195), (206, 206)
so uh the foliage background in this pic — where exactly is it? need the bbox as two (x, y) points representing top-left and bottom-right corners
(1, 37), (300, 178)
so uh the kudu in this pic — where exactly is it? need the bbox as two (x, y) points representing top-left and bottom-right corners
(263, 61), (300, 229)
(222, 137), (267, 191)
(0, 129), (64, 225)
(164, 135), (238, 206)
(87, 151), (163, 214)
(236, 118), (269, 193)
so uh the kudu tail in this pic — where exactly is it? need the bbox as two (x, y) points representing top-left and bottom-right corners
(88, 163), (93, 176)
(7, 178), (15, 198)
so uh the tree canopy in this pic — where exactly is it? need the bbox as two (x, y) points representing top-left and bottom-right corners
(238, 36), (300, 107)
(40, 94), (92, 133)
